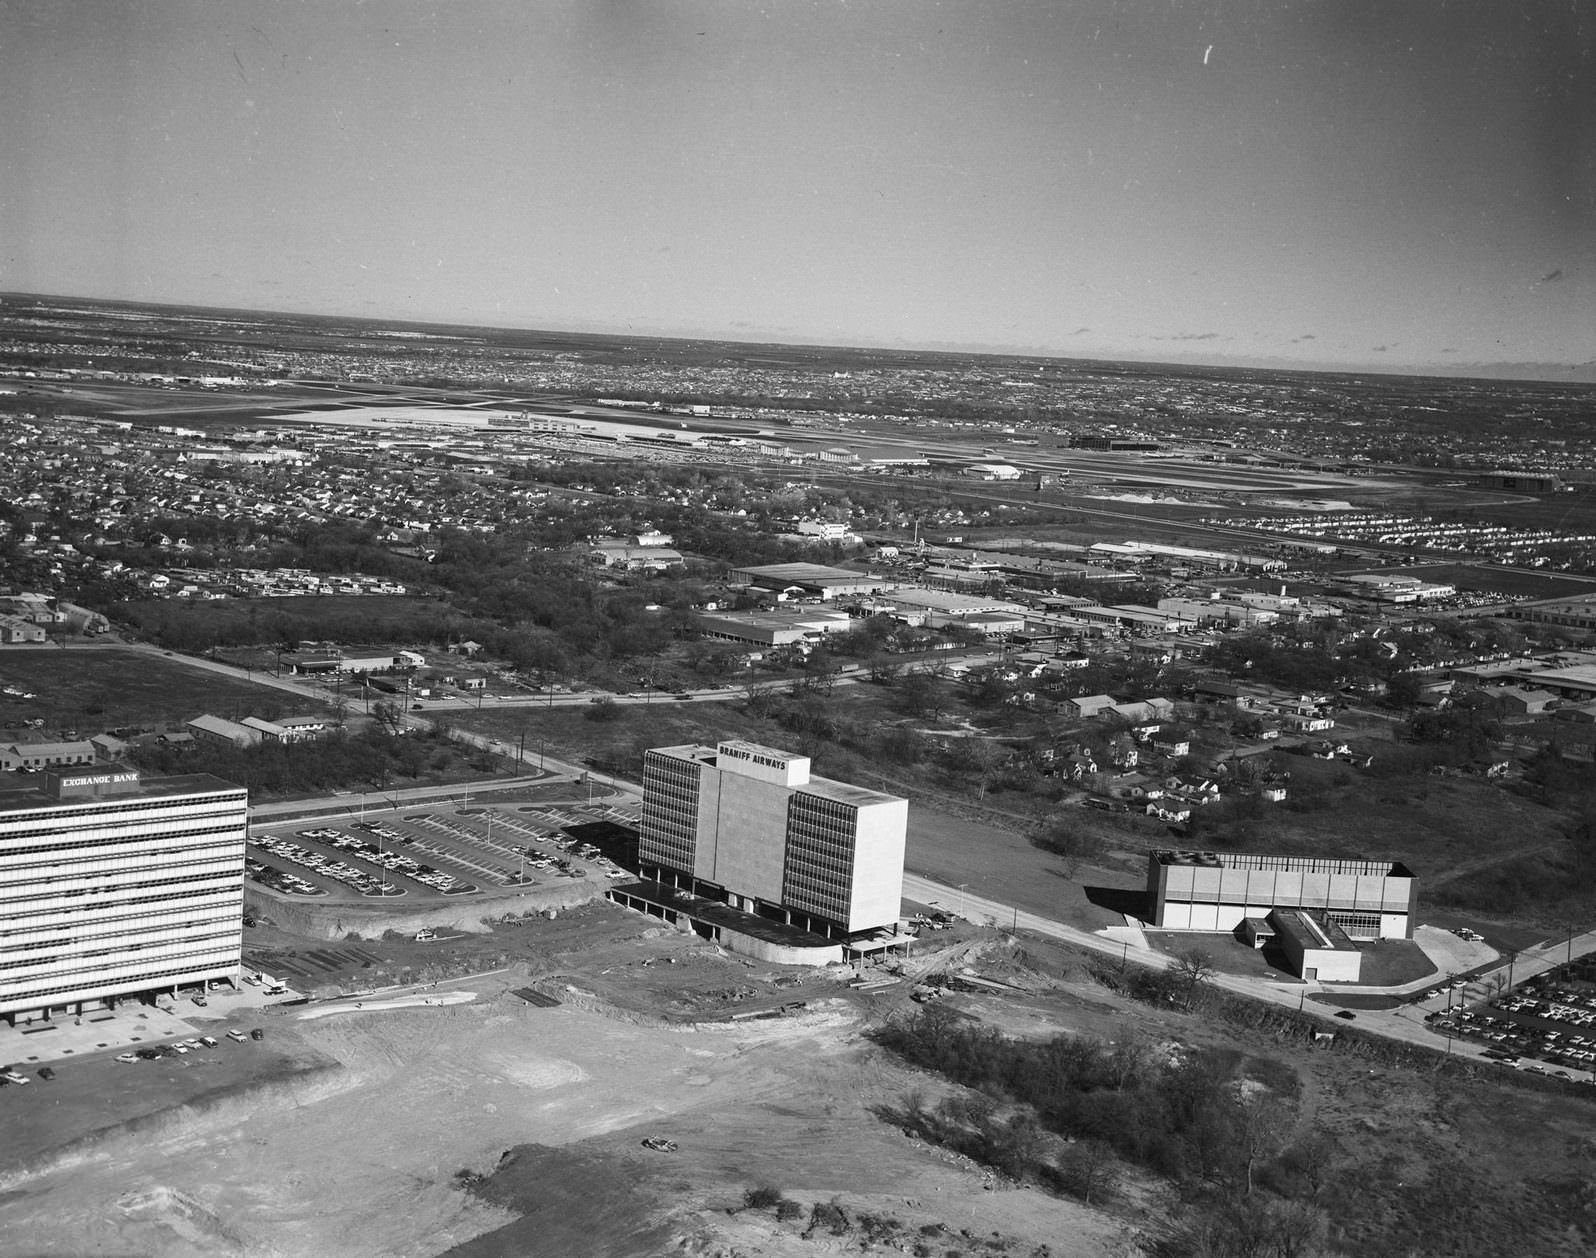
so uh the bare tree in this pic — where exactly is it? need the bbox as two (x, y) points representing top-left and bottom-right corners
(1172, 947), (1217, 1011)
(1235, 1092), (1291, 1196)
(1063, 1138), (1120, 1206)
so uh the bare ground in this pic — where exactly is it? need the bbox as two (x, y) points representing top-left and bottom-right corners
(0, 972), (1126, 1258)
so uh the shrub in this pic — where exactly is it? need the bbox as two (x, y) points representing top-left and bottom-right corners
(742, 1184), (784, 1211)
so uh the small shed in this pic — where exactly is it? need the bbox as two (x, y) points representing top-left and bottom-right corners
(1240, 916), (1276, 950)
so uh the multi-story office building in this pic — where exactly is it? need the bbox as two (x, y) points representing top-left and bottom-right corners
(638, 740), (907, 941)
(0, 767), (248, 1024)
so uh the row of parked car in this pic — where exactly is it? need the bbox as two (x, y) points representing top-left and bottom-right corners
(246, 859), (324, 897)
(251, 835), (395, 897)
(302, 826), (465, 892)
(1428, 1004), (1596, 1078)
(1502, 984), (1596, 1023)
(114, 1028), (264, 1063)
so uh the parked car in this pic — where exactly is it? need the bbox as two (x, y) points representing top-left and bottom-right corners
(37, 1066), (56, 1081)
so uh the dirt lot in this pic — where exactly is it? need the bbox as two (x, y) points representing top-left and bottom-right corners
(0, 914), (1125, 1258)
(4, 905), (1595, 1257)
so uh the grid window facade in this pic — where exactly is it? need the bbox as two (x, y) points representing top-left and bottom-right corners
(1326, 910), (1383, 939)
(638, 752), (701, 874)
(0, 779), (247, 1017)
(781, 792), (858, 926)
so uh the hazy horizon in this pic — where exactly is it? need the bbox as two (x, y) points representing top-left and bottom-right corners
(4, 2), (1592, 377)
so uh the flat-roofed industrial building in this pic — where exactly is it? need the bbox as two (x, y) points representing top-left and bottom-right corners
(1268, 906), (1364, 982)
(730, 563), (888, 601)
(0, 768), (248, 1024)
(1146, 849), (1415, 941)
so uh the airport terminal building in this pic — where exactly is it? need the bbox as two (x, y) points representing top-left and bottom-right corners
(0, 768), (248, 1024)
(1146, 849), (1416, 942)
(636, 740), (907, 946)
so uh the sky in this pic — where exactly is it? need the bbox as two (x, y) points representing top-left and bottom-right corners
(2, 0), (1593, 376)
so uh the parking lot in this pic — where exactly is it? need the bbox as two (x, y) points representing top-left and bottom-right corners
(1425, 955), (1596, 1080)
(248, 800), (641, 905)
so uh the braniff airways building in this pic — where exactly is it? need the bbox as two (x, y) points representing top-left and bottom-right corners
(637, 740), (907, 943)
(0, 767), (248, 1025)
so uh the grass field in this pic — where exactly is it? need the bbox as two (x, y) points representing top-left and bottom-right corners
(115, 594), (481, 651)
(0, 647), (325, 735)
(445, 687), (1591, 945)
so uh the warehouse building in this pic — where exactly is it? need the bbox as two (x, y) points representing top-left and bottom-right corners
(1146, 849), (1415, 942)
(1506, 598), (1596, 634)
(0, 740), (97, 772)
(730, 563), (888, 601)
(0, 768), (248, 1024)
(693, 607), (852, 647)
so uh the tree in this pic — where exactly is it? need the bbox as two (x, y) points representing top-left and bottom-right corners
(370, 699), (404, 735)
(1061, 1138), (1120, 1206)
(583, 696), (621, 723)
(1171, 947), (1217, 1011)
(897, 671), (946, 719)
(867, 654), (902, 685)
(1235, 1093), (1291, 1196)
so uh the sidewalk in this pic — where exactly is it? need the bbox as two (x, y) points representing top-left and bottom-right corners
(0, 980), (302, 1068)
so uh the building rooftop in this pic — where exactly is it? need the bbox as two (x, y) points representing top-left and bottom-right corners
(799, 776), (898, 808)
(1152, 849), (1413, 878)
(731, 562), (880, 586)
(1, 739), (95, 757)
(1512, 664), (1596, 689)
(697, 608), (850, 628)
(651, 742), (903, 807)
(885, 587), (1027, 613)
(1270, 907), (1359, 953)
(0, 770), (246, 811)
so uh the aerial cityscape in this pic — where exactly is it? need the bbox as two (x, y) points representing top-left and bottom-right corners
(3, 3), (1595, 1258)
